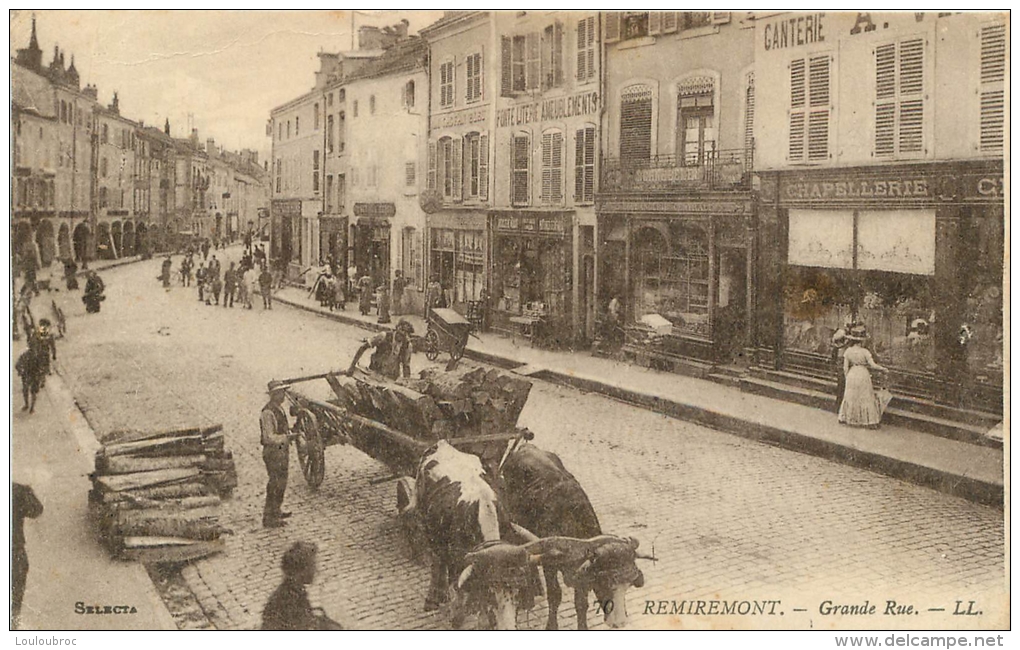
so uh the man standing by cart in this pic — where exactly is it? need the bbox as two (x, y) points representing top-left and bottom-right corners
(261, 382), (295, 528)
(347, 319), (415, 380)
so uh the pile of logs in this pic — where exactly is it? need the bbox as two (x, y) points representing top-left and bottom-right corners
(88, 425), (238, 563)
(325, 365), (532, 441)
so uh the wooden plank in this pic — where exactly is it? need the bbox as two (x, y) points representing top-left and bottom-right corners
(96, 483), (211, 502)
(105, 426), (203, 445)
(95, 468), (201, 492)
(102, 435), (205, 458)
(101, 454), (206, 475)
(118, 537), (225, 563)
(115, 518), (227, 541)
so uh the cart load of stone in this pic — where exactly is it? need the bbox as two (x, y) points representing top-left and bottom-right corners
(87, 424), (238, 563)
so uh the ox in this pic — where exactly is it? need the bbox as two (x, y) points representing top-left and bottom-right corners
(500, 443), (648, 630)
(397, 440), (541, 629)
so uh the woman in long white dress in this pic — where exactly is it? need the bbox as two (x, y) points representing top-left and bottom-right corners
(838, 327), (888, 428)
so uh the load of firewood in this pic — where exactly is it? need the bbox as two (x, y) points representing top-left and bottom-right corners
(325, 364), (532, 441)
(87, 424), (238, 563)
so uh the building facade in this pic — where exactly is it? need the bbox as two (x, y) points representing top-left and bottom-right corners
(344, 37), (429, 310)
(598, 11), (756, 366)
(751, 11), (1005, 411)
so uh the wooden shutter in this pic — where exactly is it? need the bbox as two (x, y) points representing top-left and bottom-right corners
(584, 127), (596, 202)
(649, 12), (662, 35)
(897, 39), (924, 153)
(874, 44), (896, 156)
(478, 133), (489, 201)
(551, 131), (563, 201)
(806, 55), (830, 161)
(663, 12), (679, 34)
(541, 132), (553, 202)
(789, 58), (806, 161)
(620, 86), (653, 161)
(586, 18), (596, 80)
(575, 128), (585, 201)
(501, 36), (513, 97)
(427, 141), (436, 190)
(452, 137), (463, 202)
(577, 20), (587, 81)
(513, 135), (530, 206)
(527, 33), (540, 90)
(980, 23), (1005, 150)
(554, 22), (564, 87)
(605, 12), (621, 43)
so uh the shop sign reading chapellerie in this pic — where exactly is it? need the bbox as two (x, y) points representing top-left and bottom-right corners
(783, 178), (930, 201)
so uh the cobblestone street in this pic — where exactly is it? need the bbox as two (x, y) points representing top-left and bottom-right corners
(43, 254), (1005, 630)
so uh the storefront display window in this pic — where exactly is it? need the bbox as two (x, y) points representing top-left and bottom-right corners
(633, 225), (710, 337)
(960, 209), (1004, 382)
(431, 228), (485, 306)
(493, 236), (568, 318)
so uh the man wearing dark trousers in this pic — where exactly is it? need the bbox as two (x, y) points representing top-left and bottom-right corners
(12, 483), (43, 629)
(261, 382), (294, 528)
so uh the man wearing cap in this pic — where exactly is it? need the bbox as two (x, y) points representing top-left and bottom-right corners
(29, 318), (57, 381)
(347, 319), (415, 380)
(261, 382), (295, 528)
(261, 541), (344, 630)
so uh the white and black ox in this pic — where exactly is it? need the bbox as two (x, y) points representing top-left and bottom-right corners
(397, 441), (543, 629)
(499, 443), (651, 630)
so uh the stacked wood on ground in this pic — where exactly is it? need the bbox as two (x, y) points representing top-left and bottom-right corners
(88, 424), (238, 563)
(325, 364), (532, 441)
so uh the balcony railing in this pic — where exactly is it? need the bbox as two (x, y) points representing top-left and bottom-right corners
(601, 147), (753, 194)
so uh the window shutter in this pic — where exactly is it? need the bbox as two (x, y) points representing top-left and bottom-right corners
(541, 132), (553, 202)
(576, 20), (587, 81)
(478, 133), (489, 201)
(584, 127), (595, 202)
(427, 141), (436, 190)
(554, 22), (564, 87)
(527, 33), (540, 90)
(807, 56), (829, 160)
(897, 39), (924, 155)
(791, 58), (806, 109)
(620, 85), (653, 161)
(551, 131), (563, 201)
(744, 73), (755, 154)
(663, 12), (679, 34)
(980, 23), (1006, 151)
(649, 12), (662, 35)
(513, 135), (530, 205)
(452, 137), (463, 202)
(605, 12), (621, 43)
(575, 128), (585, 201)
(789, 113), (805, 161)
(501, 36), (513, 96)
(586, 18), (596, 80)
(807, 111), (829, 161)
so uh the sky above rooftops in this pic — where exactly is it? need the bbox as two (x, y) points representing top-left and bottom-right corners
(11, 10), (444, 161)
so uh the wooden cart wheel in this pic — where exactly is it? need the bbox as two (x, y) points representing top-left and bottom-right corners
(424, 328), (440, 361)
(450, 334), (467, 361)
(295, 408), (325, 489)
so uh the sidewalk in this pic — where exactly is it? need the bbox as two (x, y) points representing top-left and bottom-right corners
(11, 343), (177, 630)
(274, 286), (1004, 507)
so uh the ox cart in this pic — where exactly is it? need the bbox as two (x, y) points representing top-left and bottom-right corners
(270, 362), (535, 488)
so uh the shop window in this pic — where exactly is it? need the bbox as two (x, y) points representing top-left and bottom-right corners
(511, 133), (531, 206)
(466, 53), (482, 102)
(540, 129), (564, 204)
(620, 84), (653, 161)
(574, 125), (596, 203)
(979, 22), (1005, 151)
(789, 55), (831, 162)
(634, 226), (710, 337)
(677, 77), (716, 166)
(440, 59), (455, 107)
(576, 17), (596, 82)
(874, 37), (926, 158)
(463, 132), (488, 200)
(961, 209), (1004, 380)
(432, 228), (485, 304)
(493, 235), (568, 322)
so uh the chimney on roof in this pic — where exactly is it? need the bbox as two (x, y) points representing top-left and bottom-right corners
(109, 91), (120, 114)
(82, 84), (98, 100)
(164, 118), (171, 135)
(207, 138), (217, 156)
(190, 128), (199, 147)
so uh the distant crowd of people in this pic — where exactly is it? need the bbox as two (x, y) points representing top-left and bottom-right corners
(157, 239), (276, 310)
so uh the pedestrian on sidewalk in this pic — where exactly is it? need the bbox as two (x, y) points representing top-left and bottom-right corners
(261, 382), (294, 528)
(333, 274), (346, 311)
(82, 271), (106, 314)
(831, 326), (851, 414)
(238, 267), (252, 309)
(392, 270), (407, 316)
(11, 482), (43, 630)
(260, 265), (274, 310)
(261, 542), (344, 630)
(160, 256), (173, 291)
(28, 318), (57, 381)
(63, 258), (79, 291)
(377, 283), (391, 324)
(16, 346), (47, 414)
(357, 275), (373, 316)
(210, 273), (223, 306)
(837, 325), (889, 429)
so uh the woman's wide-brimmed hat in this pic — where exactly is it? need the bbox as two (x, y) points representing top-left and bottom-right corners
(831, 328), (848, 347)
(846, 324), (869, 342)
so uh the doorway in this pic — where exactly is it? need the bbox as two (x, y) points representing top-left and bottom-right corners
(716, 247), (747, 362)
